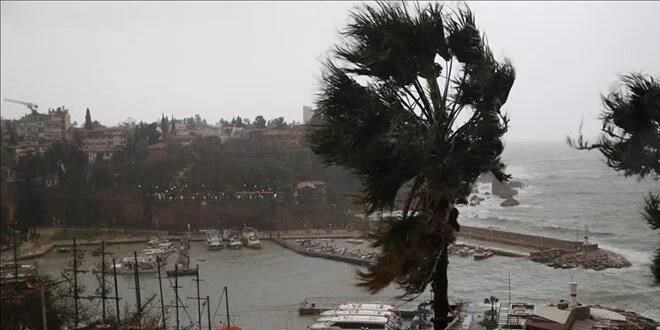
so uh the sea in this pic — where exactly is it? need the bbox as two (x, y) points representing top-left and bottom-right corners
(33, 141), (660, 329)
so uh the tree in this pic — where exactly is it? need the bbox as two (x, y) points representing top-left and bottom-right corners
(569, 73), (659, 281)
(254, 115), (267, 128)
(160, 114), (170, 135)
(231, 116), (245, 127)
(84, 108), (92, 129)
(307, 2), (515, 329)
(267, 117), (287, 129)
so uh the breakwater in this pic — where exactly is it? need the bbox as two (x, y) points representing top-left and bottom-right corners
(459, 225), (586, 251)
(271, 238), (373, 267)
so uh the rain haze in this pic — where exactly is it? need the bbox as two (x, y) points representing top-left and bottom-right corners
(2, 1), (660, 141)
(2, 2), (660, 329)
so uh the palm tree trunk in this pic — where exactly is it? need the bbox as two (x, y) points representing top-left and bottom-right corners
(431, 242), (450, 330)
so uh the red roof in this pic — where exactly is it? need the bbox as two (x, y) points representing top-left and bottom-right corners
(215, 326), (242, 330)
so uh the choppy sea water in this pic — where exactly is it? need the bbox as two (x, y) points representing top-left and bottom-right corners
(34, 141), (659, 328)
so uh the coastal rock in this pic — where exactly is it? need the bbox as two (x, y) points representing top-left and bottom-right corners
(492, 181), (518, 199)
(500, 197), (519, 207)
(509, 180), (525, 188)
(531, 248), (631, 270)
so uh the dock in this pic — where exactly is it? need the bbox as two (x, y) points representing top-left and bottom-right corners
(298, 296), (426, 318)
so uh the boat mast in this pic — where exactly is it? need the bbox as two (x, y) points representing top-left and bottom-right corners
(174, 264), (180, 330)
(133, 251), (142, 329)
(225, 286), (231, 327)
(157, 256), (166, 327)
(101, 240), (107, 323)
(195, 264), (202, 328)
(206, 296), (212, 330)
(73, 238), (79, 327)
(112, 257), (120, 323)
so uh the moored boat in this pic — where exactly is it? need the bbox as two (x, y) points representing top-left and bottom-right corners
(241, 226), (262, 249)
(228, 235), (243, 249)
(473, 250), (494, 260)
(206, 229), (224, 250)
(166, 234), (198, 277)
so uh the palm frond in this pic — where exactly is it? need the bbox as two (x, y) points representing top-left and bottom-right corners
(643, 192), (660, 230)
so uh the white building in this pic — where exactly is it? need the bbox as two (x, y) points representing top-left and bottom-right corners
(77, 126), (129, 163)
(303, 105), (315, 124)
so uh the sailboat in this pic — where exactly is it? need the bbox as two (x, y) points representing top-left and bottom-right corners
(166, 235), (198, 277)
(215, 286), (242, 330)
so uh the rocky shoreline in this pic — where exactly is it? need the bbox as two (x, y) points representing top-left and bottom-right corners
(530, 248), (631, 270)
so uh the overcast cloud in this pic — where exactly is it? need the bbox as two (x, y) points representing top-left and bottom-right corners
(2, 1), (659, 142)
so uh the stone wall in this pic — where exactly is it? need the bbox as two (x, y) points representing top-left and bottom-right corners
(459, 225), (584, 251)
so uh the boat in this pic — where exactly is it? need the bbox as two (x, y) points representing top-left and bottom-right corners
(318, 309), (397, 319)
(309, 315), (400, 329)
(337, 303), (396, 312)
(147, 237), (172, 248)
(206, 229), (224, 250)
(346, 238), (364, 244)
(166, 235), (198, 277)
(228, 235), (243, 249)
(110, 256), (159, 274)
(57, 247), (71, 253)
(473, 250), (494, 260)
(241, 226), (262, 249)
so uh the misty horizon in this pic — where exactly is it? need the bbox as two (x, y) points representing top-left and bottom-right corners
(2, 1), (660, 142)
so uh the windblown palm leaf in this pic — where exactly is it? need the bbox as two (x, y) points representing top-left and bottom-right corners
(569, 72), (659, 282)
(308, 2), (515, 329)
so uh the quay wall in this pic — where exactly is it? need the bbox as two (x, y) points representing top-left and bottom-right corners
(459, 226), (584, 251)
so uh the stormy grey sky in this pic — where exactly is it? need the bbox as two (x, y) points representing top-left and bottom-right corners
(1, 1), (659, 142)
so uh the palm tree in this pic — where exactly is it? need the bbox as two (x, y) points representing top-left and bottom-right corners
(569, 73), (659, 281)
(307, 2), (516, 329)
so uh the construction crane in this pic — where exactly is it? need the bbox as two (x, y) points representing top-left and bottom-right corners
(3, 98), (39, 114)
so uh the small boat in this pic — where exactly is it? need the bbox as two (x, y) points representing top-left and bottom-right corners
(228, 236), (243, 249)
(346, 239), (364, 244)
(166, 235), (198, 277)
(166, 265), (198, 277)
(148, 237), (172, 248)
(473, 250), (494, 260)
(241, 226), (262, 249)
(206, 229), (224, 250)
(109, 256), (159, 274)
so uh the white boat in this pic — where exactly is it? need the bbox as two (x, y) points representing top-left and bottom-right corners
(246, 236), (262, 249)
(309, 315), (399, 329)
(346, 238), (364, 244)
(147, 237), (171, 247)
(241, 226), (262, 249)
(337, 303), (396, 312)
(319, 309), (396, 318)
(228, 236), (243, 249)
(206, 229), (224, 250)
(157, 241), (174, 250)
(112, 256), (159, 274)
